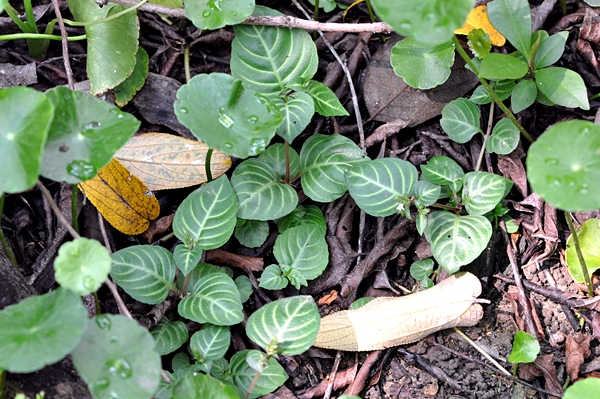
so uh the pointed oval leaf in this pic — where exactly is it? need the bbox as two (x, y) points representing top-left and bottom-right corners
(425, 211), (492, 274)
(259, 264), (289, 290)
(304, 80), (348, 117)
(228, 349), (288, 399)
(535, 67), (590, 110)
(190, 324), (231, 362)
(235, 276), (253, 303)
(231, 159), (298, 221)
(486, 118), (519, 154)
(173, 244), (203, 276)
(178, 272), (243, 326)
(487, 0), (531, 58)
(345, 158), (418, 217)
(114, 46), (149, 107)
(173, 372), (240, 399)
(72, 314), (161, 399)
(440, 98), (481, 143)
(411, 180), (442, 208)
(173, 175), (238, 248)
(274, 224), (329, 281)
(0, 288), (87, 373)
(470, 79), (515, 104)
(111, 245), (176, 304)
(421, 156), (465, 187)
(533, 31), (568, 69)
(259, 143), (301, 179)
(151, 318), (189, 356)
(273, 92), (314, 143)
(235, 219), (270, 248)
(0, 87), (53, 193)
(566, 218), (600, 283)
(511, 79), (537, 114)
(300, 134), (367, 202)
(185, 0), (254, 30)
(479, 53), (528, 79)
(462, 171), (513, 216)
(276, 204), (326, 235)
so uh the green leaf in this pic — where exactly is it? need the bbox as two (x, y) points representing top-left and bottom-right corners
(417, 211), (429, 235)
(273, 224), (329, 281)
(300, 133), (367, 202)
(148, 0), (182, 7)
(390, 37), (455, 89)
(440, 98), (482, 143)
(259, 143), (301, 179)
(0, 87), (53, 193)
(72, 314), (161, 399)
(420, 156), (464, 191)
(566, 218), (600, 283)
(462, 171), (513, 216)
(411, 180), (441, 208)
(508, 330), (540, 363)
(511, 79), (537, 114)
(235, 275), (253, 303)
(0, 0), (6, 14)
(190, 324), (231, 362)
(479, 53), (528, 79)
(111, 245), (177, 305)
(304, 80), (348, 116)
(486, 118), (519, 155)
(150, 318), (189, 356)
(185, 0), (254, 30)
(259, 264), (289, 290)
(470, 79), (515, 104)
(468, 28), (491, 59)
(41, 86), (140, 183)
(535, 67), (590, 110)
(173, 372), (241, 399)
(349, 297), (374, 310)
(173, 175), (238, 248)
(114, 46), (149, 107)
(175, 74), (282, 159)
(176, 262), (225, 293)
(227, 349), (288, 398)
(526, 120), (600, 211)
(178, 272), (244, 326)
(410, 258), (435, 281)
(231, 13), (318, 97)
(371, 0), (474, 45)
(345, 158), (418, 217)
(67, 0), (138, 95)
(273, 92), (314, 143)
(0, 288), (87, 373)
(564, 377), (600, 399)
(487, 0), (531, 58)
(173, 244), (203, 276)
(235, 219), (270, 248)
(276, 204), (326, 235)
(231, 159), (298, 221)
(246, 296), (320, 356)
(425, 211), (492, 274)
(307, 0), (336, 12)
(533, 31), (568, 69)
(54, 237), (111, 296)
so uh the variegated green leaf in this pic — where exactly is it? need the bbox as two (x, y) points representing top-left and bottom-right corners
(259, 265), (288, 290)
(273, 92), (314, 143)
(411, 180), (441, 208)
(189, 324), (230, 363)
(440, 98), (482, 143)
(151, 318), (189, 356)
(421, 156), (464, 193)
(486, 118), (519, 155)
(173, 244), (203, 276)
(276, 204), (326, 235)
(273, 224), (328, 281)
(259, 143), (301, 179)
(235, 219), (270, 248)
(227, 349), (287, 399)
(462, 171), (513, 216)
(304, 80), (348, 116)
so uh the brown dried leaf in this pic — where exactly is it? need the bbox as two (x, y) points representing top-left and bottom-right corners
(566, 332), (592, 381)
(141, 214), (175, 243)
(317, 290), (338, 306)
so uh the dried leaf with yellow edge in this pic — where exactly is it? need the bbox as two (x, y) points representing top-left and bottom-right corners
(114, 133), (231, 191)
(79, 158), (160, 235)
(454, 5), (506, 46)
(314, 272), (486, 351)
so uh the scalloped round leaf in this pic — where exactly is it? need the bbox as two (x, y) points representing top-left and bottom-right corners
(273, 224), (328, 281)
(173, 175), (238, 248)
(421, 156), (464, 189)
(535, 67), (589, 110)
(174, 73), (282, 159)
(304, 80), (348, 117)
(259, 143), (301, 179)
(231, 159), (298, 221)
(185, 0), (254, 30)
(71, 314), (161, 399)
(276, 205), (326, 235)
(440, 98), (481, 143)
(259, 264), (289, 290)
(235, 219), (270, 248)
(508, 330), (540, 364)
(486, 118), (519, 154)
(151, 318), (189, 356)
(462, 171), (513, 216)
(410, 258), (435, 281)
(425, 211), (492, 274)
(246, 296), (319, 355)
(228, 349), (288, 399)
(300, 134), (367, 202)
(41, 87), (140, 183)
(273, 92), (314, 143)
(0, 87), (53, 193)
(566, 218), (600, 283)
(466, 29), (491, 59)
(526, 120), (600, 211)
(390, 37), (455, 89)
(172, 369), (240, 399)
(190, 324), (231, 363)
(173, 244), (203, 276)
(411, 180), (441, 208)
(0, 287), (87, 373)
(54, 237), (111, 296)
(345, 158), (418, 217)
(114, 46), (149, 107)
(487, 0), (531, 58)
(111, 245), (176, 304)
(178, 272), (244, 326)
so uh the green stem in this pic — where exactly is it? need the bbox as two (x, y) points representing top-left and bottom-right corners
(184, 43), (191, 83)
(72, 185), (80, 235)
(559, 0), (567, 15)
(452, 35), (534, 143)
(312, 0), (319, 39)
(0, 194), (19, 270)
(285, 140), (291, 184)
(205, 149), (213, 183)
(565, 211), (594, 296)
(475, 102), (495, 172)
(4, 4), (31, 33)
(61, 0), (148, 27)
(0, 33), (86, 41)
(364, 0), (383, 42)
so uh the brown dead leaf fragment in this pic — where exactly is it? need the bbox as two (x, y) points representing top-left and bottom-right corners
(317, 290), (338, 306)
(142, 213), (175, 243)
(566, 332), (592, 381)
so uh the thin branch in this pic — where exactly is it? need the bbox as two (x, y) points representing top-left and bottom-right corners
(104, 277), (134, 319)
(50, 0), (75, 90)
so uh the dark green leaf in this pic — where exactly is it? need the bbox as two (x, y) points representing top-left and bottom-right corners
(276, 204), (326, 235)
(185, 0), (254, 30)
(274, 224), (329, 281)
(173, 244), (203, 276)
(487, 0), (531, 58)
(440, 98), (482, 143)
(150, 318), (189, 356)
(173, 372), (241, 399)
(273, 92), (314, 143)
(235, 219), (270, 248)
(470, 79), (515, 104)
(115, 47), (149, 107)
(411, 180), (441, 208)
(486, 118), (519, 155)
(511, 79), (537, 113)
(227, 349), (287, 398)
(420, 156), (464, 190)
(462, 171), (513, 216)
(410, 258), (435, 281)
(190, 324), (230, 362)
(259, 264), (289, 290)
(259, 143), (301, 179)
(533, 31), (568, 69)
(235, 275), (253, 303)
(535, 67), (589, 110)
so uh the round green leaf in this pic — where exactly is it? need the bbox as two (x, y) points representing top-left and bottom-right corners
(411, 180), (441, 208)
(345, 158), (418, 217)
(487, 0), (531, 58)
(276, 205), (326, 235)
(0, 288), (87, 373)
(231, 159), (298, 221)
(273, 224), (329, 281)
(111, 245), (176, 305)
(235, 219), (270, 248)
(566, 218), (600, 283)
(526, 120), (600, 211)
(535, 67), (590, 110)
(259, 264), (289, 290)
(228, 349), (288, 399)
(371, 0), (474, 45)
(259, 143), (301, 179)
(440, 98), (482, 143)
(511, 79), (537, 114)
(300, 134), (367, 202)
(486, 118), (520, 155)
(273, 92), (315, 143)
(71, 314), (161, 399)
(151, 318), (189, 356)
(173, 175), (238, 248)
(410, 258), (435, 281)
(54, 237), (111, 296)
(41, 87), (140, 183)
(479, 53), (528, 80)
(190, 324), (231, 362)
(508, 330), (540, 364)
(467, 28), (491, 59)
(425, 211), (492, 274)
(564, 377), (600, 399)
(0, 87), (53, 193)
(185, 0), (254, 30)
(246, 296), (320, 356)
(304, 80), (349, 117)
(173, 372), (240, 399)
(173, 244), (203, 276)
(174, 73), (282, 159)
(178, 272), (244, 326)
(390, 37), (455, 89)
(462, 171), (513, 216)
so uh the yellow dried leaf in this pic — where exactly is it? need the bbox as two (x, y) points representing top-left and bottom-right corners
(454, 5), (506, 47)
(114, 133), (232, 191)
(79, 158), (160, 235)
(314, 272), (485, 351)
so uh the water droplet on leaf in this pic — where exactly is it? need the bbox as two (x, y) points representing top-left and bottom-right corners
(564, 176), (576, 187)
(546, 176), (561, 187)
(83, 276), (96, 291)
(580, 127), (590, 136)
(106, 358), (133, 379)
(231, 10), (237, 16)
(544, 158), (559, 166)
(94, 378), (110, 390)
(218, 109), (235, 128)
(206, 0), (221, 11)
(202, 10), (211, 17)
(224, 142), (234, 149)
(179, 107), (188, 114)
(578, 183), (589, 194)
(247, 115), (259, 124)
(82, 121), (102, 135)
(249, 138), (266, 154)
(95, 315), (111, 331)
(67, 160), (97, 180)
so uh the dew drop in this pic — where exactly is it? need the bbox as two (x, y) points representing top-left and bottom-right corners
(108, 391), (120, 399)
(202, 10), (211, 17)
(249, 138), (266, 154)
(580, 127), (590, 136)
(94, 378), (110, 390)
(546, 176), (561, 188)
(110, 335), (119, 343)
(399, 22), (412, 31)
(544, 158), (559, 166)
(246, 115), (259, 124)
(224, 142), (234, 149)
(218, 109), (235, 128)
(106, 358), (133, 379)
(115, 50), (121, 54)
(67, 160), (97, 180)
(83, 276), (96, 291)
(578, 183), (589, 194)
(113, 70), (117, 74)
(82, 121), (102, 134)
(179, 107), (188, 114)
(564, 176), (576, 187)
(95, 315), (111, 331)
(231, 10), (237, 16)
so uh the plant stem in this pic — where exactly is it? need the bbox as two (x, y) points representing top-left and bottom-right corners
(451, 35), (534, 144)
(312, 0), (319, 39)
(184, 43), (191, 83)
(285, 140), (291, 184)
(0, 33), (86, 41)
(0, 194), (19, 270)
(453, 327), (511, 376)
(244, 369), (263, 399)
(565, 211), (594, 296)
(475, 102), (495, 172)
(61, 0), (148, 27)
(205, 149), (213, 183)
(72, 185), (80, 234)
(363, 0), (383, 42)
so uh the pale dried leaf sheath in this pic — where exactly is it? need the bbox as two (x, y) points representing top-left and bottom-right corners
(314, 272), (484, 351)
